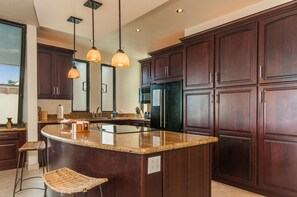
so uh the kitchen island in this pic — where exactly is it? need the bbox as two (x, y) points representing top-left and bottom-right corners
(41, 124), (218, 197)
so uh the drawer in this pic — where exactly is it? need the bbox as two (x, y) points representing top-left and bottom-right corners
(0, 132), (19, 141)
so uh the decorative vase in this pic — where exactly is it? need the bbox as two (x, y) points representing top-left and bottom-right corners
(6, 118), (13, 129)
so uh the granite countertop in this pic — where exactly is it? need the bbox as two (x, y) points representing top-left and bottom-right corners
(41, 124), (218, 154)
(38, 117), (151, 124)
(0, 127), (26, 132)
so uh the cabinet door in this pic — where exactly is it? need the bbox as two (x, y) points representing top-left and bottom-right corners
(141, 61), (151, 86)
(168, 50), (183, 78)
(214, 86), (257, 185)
(183, 36), (214, 90)
(0, 140), (19, 163)
(183, 89), (214, 136)
(215, 23), (257, 87)
(152, 55), (167, 80)
(38, 50), (55, 99)
(259, 10), (297, 84)
(259, 84), (297, 196)
(56, 52), (72, 99)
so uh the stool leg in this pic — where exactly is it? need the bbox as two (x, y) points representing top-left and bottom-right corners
(82, 192), (87, 197)
(13, 151), (22, 197)
(20, 151), (26, 190)
(43, 149), (48, 172)
(99, 185), (103, 197)
(41, 150), (45, 174)
(44, 184), (47, 197)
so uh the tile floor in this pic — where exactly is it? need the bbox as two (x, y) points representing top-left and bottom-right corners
(0, 168), (265, 197)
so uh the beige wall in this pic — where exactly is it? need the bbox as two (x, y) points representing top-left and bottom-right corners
(116, 58), (141, 113)
(185, 0), (293, 36)
(23, 25), (39, 170)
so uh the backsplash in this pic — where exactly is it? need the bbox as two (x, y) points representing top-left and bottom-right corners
(38, 99), (71, 114)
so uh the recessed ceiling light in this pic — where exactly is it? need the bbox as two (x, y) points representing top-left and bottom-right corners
(176, 8), (184, 13)
(135, 29), (142, 32)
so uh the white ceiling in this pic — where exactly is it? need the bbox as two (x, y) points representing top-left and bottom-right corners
(0, 0), (292, 60)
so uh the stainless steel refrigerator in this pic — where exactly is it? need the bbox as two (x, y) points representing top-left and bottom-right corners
(150, 81), (182, 132)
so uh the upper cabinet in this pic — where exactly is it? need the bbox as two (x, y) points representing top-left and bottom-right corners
(139, 58), (152, 86)
(150, 44), (183, 83)
(215, 22), (258, 87)
(182, 22), (257, 89)
(259, 10), (297, 84)
(183, 36), (214, 90)
(38, 44), (73, 99)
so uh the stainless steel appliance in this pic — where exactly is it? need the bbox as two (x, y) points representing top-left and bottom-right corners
(150, 81), (182, 132)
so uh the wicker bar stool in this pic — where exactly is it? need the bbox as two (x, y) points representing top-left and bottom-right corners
(42, 167), (108, 197)
(13, 141), (48, 197)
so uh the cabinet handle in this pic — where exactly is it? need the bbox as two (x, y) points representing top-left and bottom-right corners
(215, 72), (220, 83)
(56, 87), (60, 95)
(166, 66), (169, 76)
(164, 66), (167, 75)
(160, 89), (163, 128)
(259, 65), (262, 78)
(164, 90), (166, 128)
(53, 87), (56, 95)
(259, 91), (262, 103)
(211, 94), (214, 103)
(216, 94), (220, 103)
(210, 73), (213, 83)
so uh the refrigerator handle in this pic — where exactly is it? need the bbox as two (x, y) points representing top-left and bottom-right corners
(160, 89), (163, 128)
(163, 90), (166, 128)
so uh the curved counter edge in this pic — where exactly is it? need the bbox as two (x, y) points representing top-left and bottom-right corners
(41, 124), (218, 154)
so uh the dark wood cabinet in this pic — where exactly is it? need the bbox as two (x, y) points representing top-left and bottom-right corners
(183, 36), (214, 90)
(214, 86), (257, 186)
(181, 2), (297, 196)
(259, 9), (297, 84)
(215, 23), (257, 87)
(139, 58), (152, 86)
(183, 89), (214, 136)
(258, 84), (297, 197)
(0, 130), (26, 171)
(38, 44), (73, 99)
(150, 44), (183, 83)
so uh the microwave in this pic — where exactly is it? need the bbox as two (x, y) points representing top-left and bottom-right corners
(139, 86), (150, 104)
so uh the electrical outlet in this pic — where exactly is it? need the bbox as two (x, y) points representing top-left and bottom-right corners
(147, 155), (161, 174)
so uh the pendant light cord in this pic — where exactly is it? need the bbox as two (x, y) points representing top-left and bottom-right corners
(73, 19), (76, 65)
(92, 1), (95, 48)
(119, 0), (121, 51)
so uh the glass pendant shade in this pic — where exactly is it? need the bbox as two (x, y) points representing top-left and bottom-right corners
(111, 50), (129, 67)
(68, 66), (80, 78)
(86, 47), (101, 62)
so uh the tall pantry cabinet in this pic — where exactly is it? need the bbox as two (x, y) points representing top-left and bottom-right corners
(182, 2), (297, 197)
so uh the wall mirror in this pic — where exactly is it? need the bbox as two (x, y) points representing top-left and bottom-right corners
(72, 59), (89, 112)
(101, 64), (115, 112)
(0, 19), (25, 125)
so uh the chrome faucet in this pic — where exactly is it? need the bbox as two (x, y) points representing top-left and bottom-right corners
(96, 107), (102, 118)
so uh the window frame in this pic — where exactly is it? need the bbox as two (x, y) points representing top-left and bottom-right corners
(101, 64), (116, 112)
(71, 59), (90, 112)
(0, 18), (26, 126)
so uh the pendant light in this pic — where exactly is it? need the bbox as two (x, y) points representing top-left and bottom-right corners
(85, 0), (102, 62)
(111, 0), (130, 67)
(67, 16), (82, 79)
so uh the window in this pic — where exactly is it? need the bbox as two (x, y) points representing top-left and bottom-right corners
(72, 59), (89, 112)
(101, 64), (115, 111)
(0, 19), (25, 125)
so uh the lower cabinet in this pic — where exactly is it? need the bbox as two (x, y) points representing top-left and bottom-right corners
(0, 130), (26, 171)
(258, 84), (297, 197)
(214, 86), (257, 186)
